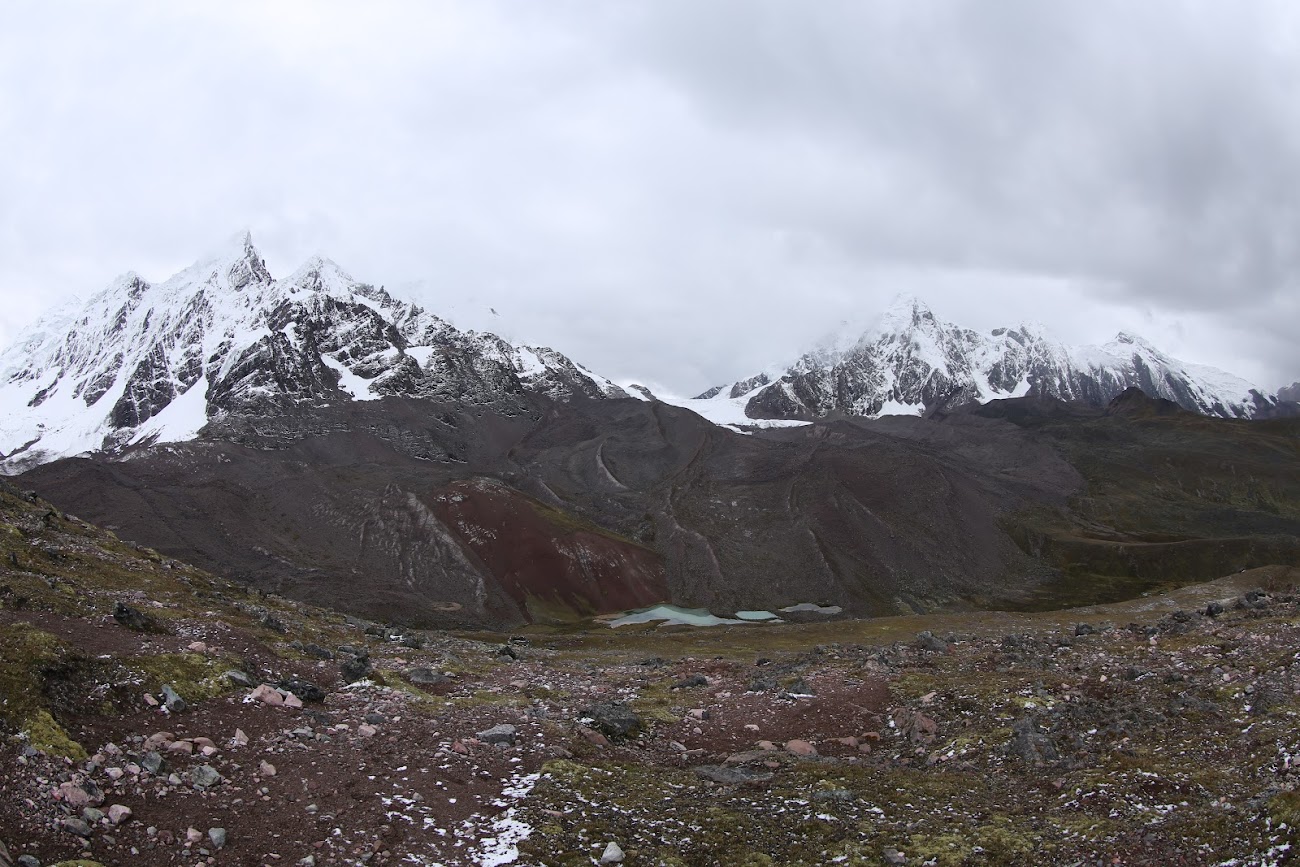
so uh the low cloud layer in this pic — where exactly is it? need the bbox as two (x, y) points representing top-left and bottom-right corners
(2, 1), (1297, 393)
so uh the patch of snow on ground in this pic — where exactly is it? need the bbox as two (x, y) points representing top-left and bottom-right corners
(656, 392), (812, 433)
(470, 771), (541, 866)
(513, 347), (547, 378)
(129, 379), (210, 445)
(875, 398), (925, 417)
(321, 354), (381, 401)
(405, 345), (436, 368)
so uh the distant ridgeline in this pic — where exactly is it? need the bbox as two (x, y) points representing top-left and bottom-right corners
(2, 239), (1297, 631)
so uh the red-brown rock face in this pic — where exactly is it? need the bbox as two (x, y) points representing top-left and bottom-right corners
(432, 478), (667, 620)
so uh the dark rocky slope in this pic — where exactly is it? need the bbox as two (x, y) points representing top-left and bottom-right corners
(18, 390), (1300, 630)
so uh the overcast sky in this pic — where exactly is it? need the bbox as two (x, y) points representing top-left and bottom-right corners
(2, 1), (1298, 394)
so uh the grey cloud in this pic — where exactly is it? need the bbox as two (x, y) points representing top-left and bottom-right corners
(610, 1), (1300, 299)
(0, 1), (1296, 392)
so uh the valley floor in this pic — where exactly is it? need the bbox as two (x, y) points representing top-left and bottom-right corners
(2, 481), (1300, 866)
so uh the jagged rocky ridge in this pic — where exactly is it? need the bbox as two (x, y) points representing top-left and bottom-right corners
(700, 296), (1288, 421)
(0, 233), (626, 473)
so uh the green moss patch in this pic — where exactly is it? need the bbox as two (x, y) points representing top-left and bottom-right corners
(21, 708), (88, 760)
(0, 623), (86, 758)
(128, 652), (236, 703)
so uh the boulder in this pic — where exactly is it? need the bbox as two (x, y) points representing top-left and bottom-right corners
(782, 678), (815, 697)
(580, 702), (643, 740)
(112, 600), (153, 631)
(476, 724), (517, 746)
(1007, 717), (1058, 766)
(61, 817), (93, 837)
(694, 765), (773, 785)
(277, 677), (326, 703)
(141, 751), (164, 774)
(190, 765), (222, 788)
(292, 641), (334, 660)
(160, 684), (187, 714)
(250, 684), (284, 706)
(56, 779), (104, 808)
(340, 653), (373, 684)
(405, 667), (449, 687)
(914, 631), (949, 653)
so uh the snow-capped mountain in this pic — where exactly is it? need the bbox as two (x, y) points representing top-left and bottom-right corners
(0, 233), (626, 472)
(699, 296), (1282, 421)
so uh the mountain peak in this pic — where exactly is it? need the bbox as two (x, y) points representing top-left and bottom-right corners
(0, 237), (627, 472)
(878, 294), (939, 332)
(1106, 331), (1164, 356)
(728, 302), (1272, 422)
(884, 292), (931, 312)
(1111, 330), (1153, 347)
(287, 254), (352, 286)
(171, 230), (270, 292)
(209, 229), (259, 267)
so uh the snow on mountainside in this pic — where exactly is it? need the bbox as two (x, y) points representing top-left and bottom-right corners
(0, 233), (626, 472)
(700, 295), (1282, 422)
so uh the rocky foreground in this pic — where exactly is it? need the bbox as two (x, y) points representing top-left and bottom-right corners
(2, 478), (1300, 865)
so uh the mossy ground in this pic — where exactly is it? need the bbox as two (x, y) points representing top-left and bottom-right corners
(127, 652), (237, 703)
(0, 480), (315, 764)
(501, 572), (1300, 865)
(0, 623), (87, 758)
(4, 475), (1300, 865)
